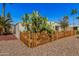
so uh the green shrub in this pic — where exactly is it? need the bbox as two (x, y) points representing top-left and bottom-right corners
(47, 29), (52, 34)
(76, 30), (79, 34)
(22, 11), (55, 34)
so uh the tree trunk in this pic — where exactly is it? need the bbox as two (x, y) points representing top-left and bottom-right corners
(2, 3), (5, 17)
(73, 16), (75, 30)
(78, 20), (79, 31)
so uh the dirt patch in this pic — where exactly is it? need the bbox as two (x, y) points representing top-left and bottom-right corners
(0, 35), (17, 41)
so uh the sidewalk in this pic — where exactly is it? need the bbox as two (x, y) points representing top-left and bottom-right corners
(0, 35), (79, 56)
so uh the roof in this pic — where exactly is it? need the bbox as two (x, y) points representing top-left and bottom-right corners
(47, 21), (60, 26)
(69, 25), (79, 27)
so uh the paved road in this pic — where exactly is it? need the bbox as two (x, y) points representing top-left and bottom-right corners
(0, 35), (79, 56)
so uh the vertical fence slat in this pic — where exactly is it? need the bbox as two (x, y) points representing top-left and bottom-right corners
(20, 30), (76, 48)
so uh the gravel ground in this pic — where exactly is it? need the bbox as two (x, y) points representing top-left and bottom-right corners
(0, 35), (79, 56)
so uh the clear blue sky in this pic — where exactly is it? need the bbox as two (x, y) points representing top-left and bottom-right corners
(0, 3), (79, 25)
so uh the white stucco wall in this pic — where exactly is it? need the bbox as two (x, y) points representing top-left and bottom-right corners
(15, 22), (62, 39)
(15, 23), (27, 40)
(15, 23), (20, 40)
(19, 23), (27, 32)
(47, 21), (61, 31)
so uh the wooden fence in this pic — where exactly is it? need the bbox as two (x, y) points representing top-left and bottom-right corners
(20, 30), (76, 48)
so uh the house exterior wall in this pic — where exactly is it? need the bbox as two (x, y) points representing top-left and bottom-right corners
(14, 23), (20, 39)
(14, 22), (62, 39)
(47, 21), (62, 31)
(10, 25), (15, 33)
(15, 23), (26, 39)
(19, 23), (26, 32)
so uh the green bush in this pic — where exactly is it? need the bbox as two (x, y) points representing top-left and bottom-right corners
(22, 11), (55, 34)
(76, 30), (79, 34)
(47, 29), (52, 34)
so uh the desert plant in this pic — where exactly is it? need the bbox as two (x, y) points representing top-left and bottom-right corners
(31, 11), (40, 32)
(0, 13), (12, 34)
(31, 11), (50, 33)
(22, 11), (53, 34)
(21, 13), (31, 32)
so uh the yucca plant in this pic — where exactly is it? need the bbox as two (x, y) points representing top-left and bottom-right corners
(31, 11), (49, 33)
(31, 11), (39, 32)
(21, 13), (31, 32)
(21, 11), (53, 34)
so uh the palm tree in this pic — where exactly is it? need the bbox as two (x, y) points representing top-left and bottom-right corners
(21, 13), (30, 31)
(76, 16), (79, 31)
(2, 3), (13, 17)
(59, 16), (69, 31)
(63, 16), (69, 30)
(71, 9), (77, 30)
(5, 13), (12, 33)
(0, 13), (12, 34)
(0, 16), (3, 34)
(2, 3), (6, 17)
